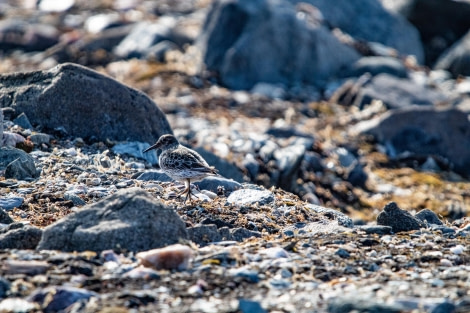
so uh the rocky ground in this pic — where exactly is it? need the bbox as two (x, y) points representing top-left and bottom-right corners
(1, 0), (470, 312)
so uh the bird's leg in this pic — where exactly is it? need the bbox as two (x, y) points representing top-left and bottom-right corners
(183, 179), (192, 203)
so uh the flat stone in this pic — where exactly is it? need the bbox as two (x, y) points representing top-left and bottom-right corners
(226, 189), (275, 206)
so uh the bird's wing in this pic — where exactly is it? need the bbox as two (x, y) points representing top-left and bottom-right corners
(165, 149), (217, 174)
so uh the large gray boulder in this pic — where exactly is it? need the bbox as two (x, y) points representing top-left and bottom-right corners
(198, 0), (360, 90)
(0, 63), (172, 143)
(37, 187), (188, 252)
(301, 0), (424, 63)
(355, 106), (470, 177)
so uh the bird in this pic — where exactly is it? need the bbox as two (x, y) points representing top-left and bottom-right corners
(143, 134), (218, 203)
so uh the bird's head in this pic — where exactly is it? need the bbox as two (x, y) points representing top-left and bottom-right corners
(143, 134), (179, 153)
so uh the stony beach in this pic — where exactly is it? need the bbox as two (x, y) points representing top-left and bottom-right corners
(1, 0), (470, 312)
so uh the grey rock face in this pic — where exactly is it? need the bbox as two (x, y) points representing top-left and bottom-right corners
(356, 106), (470, 178)
(377, 202), (425, 233)
(37, 187), (188, 252)
(5, 155), (38, 180)
(0, 223), (43, 249)
(0, 63), (172, 143)
(199, 0), (360, 90)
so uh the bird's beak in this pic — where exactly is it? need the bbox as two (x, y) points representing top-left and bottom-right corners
(143, 142), (160, 153)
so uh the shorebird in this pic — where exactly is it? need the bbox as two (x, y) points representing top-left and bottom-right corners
(143, 134), (218, 203)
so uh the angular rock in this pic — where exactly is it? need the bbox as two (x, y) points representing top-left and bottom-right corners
(187, 224), (222, 246)
(274, 145), (305, 191)
(199, 0), (360, 90)
(306, 0), (423, 63)
(231, 228), (262, 242)
(28, 286), (97, 313)
(37, 187), (188, 252)
(415, 208), (444, 226)
(0, 277), (10, 299)
(377, 202), (425, 233)
(226, 189), (275, 206)
(0, 209), (13, 224)
(0, 63), (172, 143)
(12, 112), (33, 129)
(5, 155), (38, 180)
(355, 106), (470, 177)
(435, 30), (470, 77)
(0, 223), (43, 249)
(29, 133), (51, 146)
(0, 147), (32, 168)
(353, 74), (448, 109)
(114, 18), (189, 59)
(305, 204), (354, 228)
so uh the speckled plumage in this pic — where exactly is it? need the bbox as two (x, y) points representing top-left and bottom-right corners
(143, 134), (217, 202)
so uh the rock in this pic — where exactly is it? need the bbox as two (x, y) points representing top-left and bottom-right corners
(195, 147), (245, 182)
(2, 260), (49, 275)
(0, 277), (10, 299)
(0, 109), (3, 146)
(305, 204), (354, 228)
(239, 299), (267, 313)
(37, 187), (188, 252)
(195, 176), (243, 194)
(357, 225), (393, 235)
(328, 296), (404, 313)
(274, 144), (305, 191)
(231, 228), (262, 242)
(136, 170), (173, 182)
(0, 146), (32, 168)
(0, 209), (13, 224)
(137, 244), (193, 270)
(353, 74), (448, 109)
(5, 154), (38, 180)
(198, 0), (360, 90)
(12, 112), (33, 129)
(0, 298), (36, 312)
(29, 133), (51, 146)
(415, 208), (444, 226)
(113, 141), (159, 165)
(114, 18), (190, 59)
(382, 0), (470, 66)
(28, 286), (97, 313)
(0, 223), (43, 249)
(307, 0), (423, 63)
(188, 224), (222, 246)
(342, 56), (408, 78)
(376, 202), (425, 233)
(0, 196), (24, 211)
(0, 20), (58, 52)
(0, 63), (172, 143)
(355, 106), (470, 177)
(226, 189), (275, 206)
(435, 30), (470, 77)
